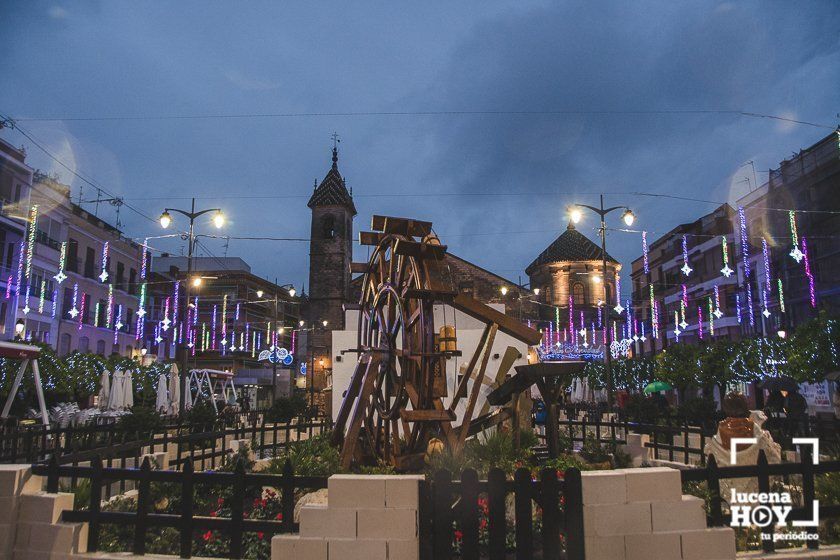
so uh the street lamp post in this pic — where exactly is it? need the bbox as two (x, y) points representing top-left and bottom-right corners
(569, 195), (635, 409)
(159, 198), (224, 415)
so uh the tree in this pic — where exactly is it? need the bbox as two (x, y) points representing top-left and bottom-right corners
(655, 343), (701, 402)
(786, 312), (840, 383)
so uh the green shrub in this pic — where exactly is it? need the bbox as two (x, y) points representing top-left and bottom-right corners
(542, 453), (592, 473)
(265, 393), (307, 423)
(579, 434), (612, 464)
(623, 393), (669, 425)
(266, 432), (341, 477)
(184, 400), (217, 428)
(676, 396), (718, 428)
(116, 406), (164, 441)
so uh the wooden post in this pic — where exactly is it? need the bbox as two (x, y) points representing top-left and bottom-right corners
(179, 461), (194, 558)
(88, 457), (103, 552)
(563, 467), (585, 560)
(757, 450), (774, 553)
(514, 467), (533, 560)
(433, 469), (453, 559)
(540, 468), (561, 560)
(487, 468), (506, 560)
(460, 468), (479, 560)
(230, 457), (246, 558)
(133, 457), (151, 555)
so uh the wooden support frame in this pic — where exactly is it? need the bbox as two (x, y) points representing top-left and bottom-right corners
(1, 358), (49, 425)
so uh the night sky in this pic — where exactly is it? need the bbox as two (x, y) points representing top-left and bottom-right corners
(1, 1), (838, 297)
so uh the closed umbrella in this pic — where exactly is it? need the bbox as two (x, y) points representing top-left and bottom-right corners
(169, 364), (180, 415)
(98, 370), (111, 410)
(108, 370), (124, 410)
(183, 379), (193, 410)
(123, 370), (134, 410)
(155, 373), (169, 413)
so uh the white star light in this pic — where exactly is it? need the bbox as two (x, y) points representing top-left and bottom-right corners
(763, 308), (771, 318)
(614, 303), (625, 314)
(720, 265), (734, 278)
(22, 305), (30, 314)
(68, 307), (79, 318)
(674, 328), (681, 336)
(640, 335), (647, 342)
(681, 263), (693, 276)
(632, 334), (639, 341)
(679, 320), (688, 330)
(713, 309), (723, 319)
(136, 308), (146, 318)
(115, 321), (124, 330)
(155, 335), (163, 343)
(790, 246), (804, 263)
(579, 328), (587, 336)
(161, 317), (171, 331)
(187, 342), (194, 348)
(99, 270), (109, 282)
(53, 271), (67, 284)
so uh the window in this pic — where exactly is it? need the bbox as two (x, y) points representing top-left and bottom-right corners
(59, 333), (71, 356)
(116, 262), (125, 290)
(96, 340), (106, 355)
(129, 268), (137, 294)
(459, 281), (474, 295)
(67, 239), (79, 272)
(572, 282), (585, 306)
(84, 247), (96, 278)
(113, 345), (121, 356)
(79, 336), (90, 353)
(97, 299), (106, 326)
(61, 287), (73, 317)
(321, 214), (336, 239)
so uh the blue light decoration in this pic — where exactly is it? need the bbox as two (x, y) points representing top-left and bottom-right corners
(538, 341), (604, 363)
(68, 283), (79, 318)
(736, 293), (742, 324)
(720, 236), (734, 277)
(761, 237), (772, 318)
(51, 289), (58, 318)
(235, 302), (240, 321)
(614, 273), (624, 314)
(802, 237), (817, 308)
(739, 206), (755, 328)
(172, 280), (180, 330)
(681, 234), (692, 276)
(698, 305), (703, 340)
(642, 231), (649, 274)
(99, 241), (109, 282)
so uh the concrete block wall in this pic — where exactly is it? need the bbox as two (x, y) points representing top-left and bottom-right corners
(272, 474), (424, 560)
(582, 467), (736, 560)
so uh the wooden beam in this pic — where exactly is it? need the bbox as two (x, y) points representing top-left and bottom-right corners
(339, 356), (380, 470)
(399, 409), (456, 422)
(359, 231), (386, 246)
(451, 293), (542, 346)
(371, 215), (433, 237)
(350, 262), (370, 274)
(454, 324), (498, 452)
(393, 239), (447, 260)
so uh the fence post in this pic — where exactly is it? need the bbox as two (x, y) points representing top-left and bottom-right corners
(418, 477), (433, 560)
(280, 460), (294, 533)
(432, 469), (453, 559)
(540, 468), (561, 560)
(514, 467), (533, 560)
(88, 456), (103, 552)
(564, 467), (585, 560)
(46, 451), (60, 493)
(459, 468), (479, 560)
(230, 457), (246, 558)
(800, 444), (818, 550)
(179, 461), (194, 558)
(133, 456), (151, 555)
(487, 468), (506, 560)
(756, 450), (774, 553)
(705, 454), (723, 526)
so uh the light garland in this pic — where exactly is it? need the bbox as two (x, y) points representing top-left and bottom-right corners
(614, 273), (624, 314)
(746, 283), (755, 328)
(681, 234), (692, 276)
(106, 284), (114, 329)
(99, 241), (109, 282)
(708, 297), (715, 336)
(37, 279), (45, 314)
(54, 241), (67, 283)
(713, 284), (723, 319)
(680, 284), (688, 329)
(235, 302), (240, 322)
(649, 285), (657, 337)
(778, 279), (785, 313)
(211, 305), (217, 350)
(68, 283), (79, 318)
(94, 302), (101, 327)
(720, 236), (733, 277)
(761, 238), (771, 318)
(14, 241), (24, 297)
(739, 206), (751, 279)
(789, 211), (804, 263)
(24, 204), (38, 290)
(251, 329), (257, 357)
(802, 237), (816, 308)
(674, 310), (681, 338)
(221, 294), (228, 345)
(172, 281), (180, 329)
(114, 304), (123, 344)
(5, 276), (11, 299)
(78, 293), (86, 331)
(698, 305), (703, 340)
(51, 289), (57, 318)
(161, 297), (171, 332)
(642, 231), (649, 274)
(736, 293), (742, 324)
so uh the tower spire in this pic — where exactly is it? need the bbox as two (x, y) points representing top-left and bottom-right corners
(330, 132), (340, 170)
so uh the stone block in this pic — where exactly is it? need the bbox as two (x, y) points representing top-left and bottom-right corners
(584, 535), (626, 560)
(22, 521), (85, 553)
(681, 527), (736, 560)
(387, 539), (419, 560)
(385, 476), (424, 509)
(19, 492), (74, 524)
(651, 495), (706, 532)
(13, 550), (50, 560)
(621, 467), (682, 503)
(329, 538), (388, 560)
(0, 465), (42, 497)
(357, 507), (417, 540)
(299, 504), (356, 538)
(625, 532), (681, 560)
(623, 434), (651, 467)
(583, 502), (651, 536)
(0, 496), (19, 524)
(271, 534), (327, 560)
(581, 471), (627, 505)
(0, 522), (15, 555)
(328, 475), (386, 509)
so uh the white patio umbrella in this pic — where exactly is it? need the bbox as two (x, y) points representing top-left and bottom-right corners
(168, 364), (180, 415)
(155, 373), (169, 413)
(98, 370), (111, 410)
(183, 374), (193, 410)
(123, 370), (134, 410)
(108, 370), (124, 410)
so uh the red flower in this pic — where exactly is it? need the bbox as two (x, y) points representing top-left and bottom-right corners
(261, 499), (267, 507)
(275, 512), (283, 521)
(257, 532), (264, 540)
(209, 510), (217, 517)
(202, 531), (213, 542)
(253, 498), (261, 507)
(454, 530), (463, 542)
(217, 498), (224, 506)
(479, 518), (487, 530)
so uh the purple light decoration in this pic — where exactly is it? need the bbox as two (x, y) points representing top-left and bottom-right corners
(154, 322), (160, 346)
(78, 293), (86, 331)
(51, 289), (57, 318)
(14, 241), (24, 297)
(568, 296), (574, 340)
(256, 331), (262, 351)
(140, 239), (148, 279)
(738, 206), (751, 278)
(591, 322), (595, 346)
(172, 281), (180, 326)
(579, 310), (584, 340)
(597, 305), (602, 327)
(615, 273), (621, 306)
(193, 297), (198, 325)
(736, 293), (742, 324)
(682, 284), (688, 308)
(746, 283), (755, 327)
(5, 276), (11, 299)
(235, 302), (240, 321)
(625, 299), (632, 336)
(698, 305), (703, 340)
(211, 304), (217, 350)
(802, 237), (817, 308)
(642, 231), (649, 274)
(761, 238), (772, 293)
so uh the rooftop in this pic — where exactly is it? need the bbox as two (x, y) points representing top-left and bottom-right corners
(307, 147), (357, 214)
(526, 223), (618, 275)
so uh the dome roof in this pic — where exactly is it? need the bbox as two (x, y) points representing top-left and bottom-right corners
(525, 223), (618, 276)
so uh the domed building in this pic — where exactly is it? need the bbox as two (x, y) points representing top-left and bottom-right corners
(526, 222), (621, 326)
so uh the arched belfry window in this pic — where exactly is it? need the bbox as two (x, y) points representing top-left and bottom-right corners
(572, 282), (585, 306)
(321, 215), (336, 239)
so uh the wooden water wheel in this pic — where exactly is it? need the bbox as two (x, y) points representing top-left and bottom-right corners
(333, 215), (542, 470)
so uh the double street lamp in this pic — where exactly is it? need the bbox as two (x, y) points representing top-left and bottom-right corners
(567, 195), (636, 409)
(159, 198), (225, 415)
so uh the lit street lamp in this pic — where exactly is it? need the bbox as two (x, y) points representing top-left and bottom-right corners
(567, 195), (636, 408)
(159, 198), (224, 415)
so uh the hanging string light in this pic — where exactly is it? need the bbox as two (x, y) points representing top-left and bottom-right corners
(674, 310), (681, 338)
(54, 241), (67, 283)
(220, 294), (228, 345)
(51, 289), (58, 318)
(106, 284), (114, 329)
(802, 237), (817, 308)
(68, 283), (79, 318)
(789, 211), (804, 262)
(14, 241), (24, 298)
(777, 278), (785, 313)
(235, 302), (240, 322)
(78, 293), (86, 331)
(94, 302), (101, 327)
(698, 305), (704, 340)
(761, 238), (772, 318)
(202, 322), (208, 352)
(640, 320), (646, 342)
(172, 281), (180, 329)
(746, 283), (755, 328)
(211, 305), (217, 350)
(291, 329), (296, 355)
(5, 276), (11, 299)
(99, 241), (109, 282)
(680, 284), (688, 330)
(708, 297), (715, 336)
(251, 330), (257, 357)
(161, 296), (171, 331)
(614, 273), (624, 314)
(642, 231), (649, 274)
(649, 285), (658, 337)
(713, 284), (723, 318)
(681, 234), (692, 276)
(37, 279), (46, 314)
(736, 293), (742, 324)
(739, 207), (751, 279)
(720, 236), (733, 277)
(114, 304), (123, 344)
(24, 205), (38, 285)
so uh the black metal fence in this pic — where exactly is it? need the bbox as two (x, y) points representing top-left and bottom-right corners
(682, 447), (840, 554)
(422, 467), (585, 560)
(32, 455), (327, 559)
